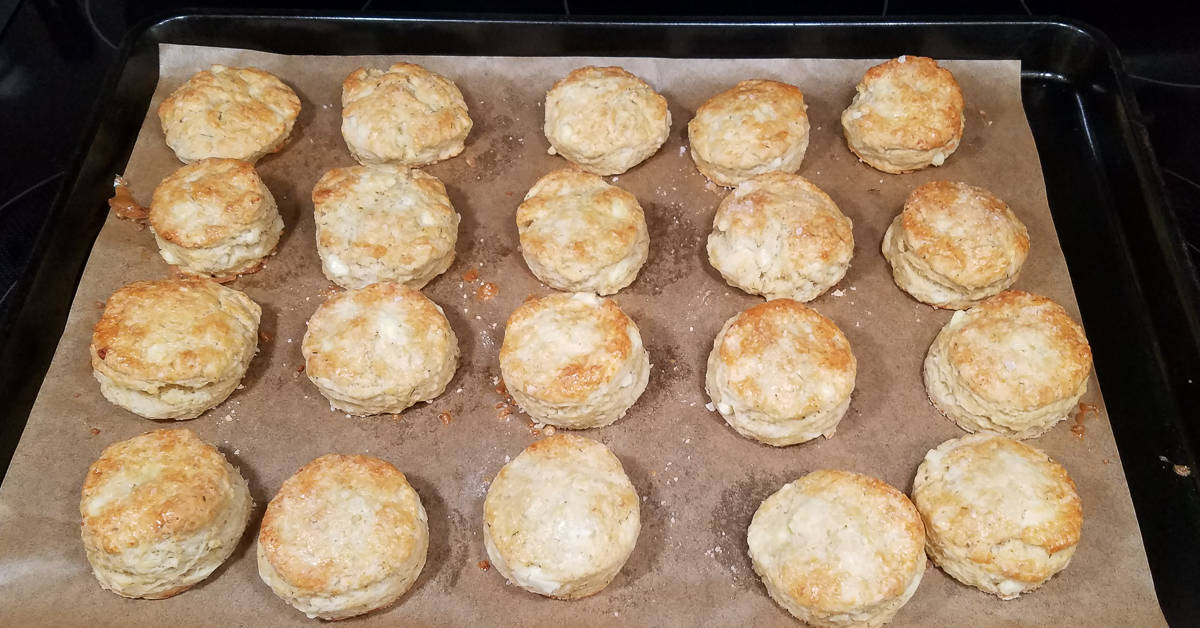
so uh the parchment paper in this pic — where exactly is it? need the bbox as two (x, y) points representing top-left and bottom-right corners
(0, 44), (1165, 626)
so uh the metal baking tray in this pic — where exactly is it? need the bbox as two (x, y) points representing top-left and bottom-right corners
(0, 13), (1197, 624)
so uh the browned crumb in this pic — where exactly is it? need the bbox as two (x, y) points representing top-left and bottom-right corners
(1175, 465), (1193, 478)
(477, 560), (491, 571)
(296, 364), (305, 373)
(259, 330), (272, 344)
(72, 392), (81, 398)
(109, 177), (149, 221)
(318, 284), (342, 299)
(1071, 402), (1100, 439)
(95, 301), (106, 310)
(89, 428), (101, 436)
(465, 155), (477, 168)
(438, 411), (453, 425)
(475, 282), (498, 302)
(462, 267), (480, 283)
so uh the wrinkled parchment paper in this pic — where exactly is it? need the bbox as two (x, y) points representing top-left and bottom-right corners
(0, 44), (1165, 626)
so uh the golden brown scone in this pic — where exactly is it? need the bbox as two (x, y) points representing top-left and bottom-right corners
(257, 454), (429, 620)
(688, 79), (810, 186)
(924, 291), (1093, 438)
(883, 181), (1029, 309)
(706, 299), (856, 446)
(312, 165), (459, 290)
(483, 434), (640, 599)
(499, 292), (649, 429)
(841, 56), (965, 174)
(341, 62), (472, 166)
(912, 433), (1082, 599)
(516, 168), (649, 295)
(707, 172), (854, 301)
(149, 158), (283, 279)
(748, 470), (926, 628)
(302, 282), (458, 416)
(90, 279), (261, 420)
(543, 66), (671, 175)
(80, 428), (252, 599)
(157, 65), (301, 164)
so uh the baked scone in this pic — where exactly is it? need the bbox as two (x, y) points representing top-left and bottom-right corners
(149, 158), (284, 279)
(302, 282), (458, 416)
(883, 181), (1029, 309)
(483, 434), (640, 599)
(516, 168), (649, 295)
(341, 62), (472, 166)
(258, 454), (429, 620)
(707, 172), (854, 302)
(80, 428), (252, 599)
(157, 65), (301, 164)
(924, 291), (1093, 438)
(543, 66), (671, 176)
(312, 165), (459, 290)
(706, 299), (856, 446)
(912, 433), (1082, 599)
(499, 292), (649, 429)
(90, 279), (261, 420)
(748, 470), (926, 628)
(688, 79), (810, 186)
(841, 56), (965, 174)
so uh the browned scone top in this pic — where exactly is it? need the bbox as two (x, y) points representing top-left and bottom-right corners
(150, 158), (274, 248)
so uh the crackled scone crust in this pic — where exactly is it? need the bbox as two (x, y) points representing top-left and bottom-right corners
(883, 181), (1029, 309)
(157, 65), (301, 164)
(149, 158), (283, 278)
(312, 165), (459, 290)
(258, 454), (429, 620)
(90, 279), (261, 420)
(302, 282), (459, 416)
(516, 168), (649, 295)
(924, 291), (1093, 438)
(912, 433), (1082, 599)
(707, 172), (854, 302)
(483, 434), (640, 599)
(748, 470), (926, 628)
(841, 56), (965, 174)
(341, 62), (472, 166)
(543, 66), (671, 176)
(499, 292), (650, 429)
(688, 79), (810, 186)
(706, 299), (856, 446)
(81, 428), (252, 599)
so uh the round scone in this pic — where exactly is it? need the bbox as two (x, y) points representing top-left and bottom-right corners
(312, 165), (459, 290)
(341, 62), (472, 166)
(841, 56), (965, 174)
(688, 79), (811, 187)
(707, 172), (854, 302)
(748, 470), (926, 628)
(543, 66), (671, 176)
(883, 181), (1029, 309)
(924, 291), (1093, 438)
(302, 282), (458, 416)
(483, 434), (640, 599)
(706, 299), (856, 446)
(149, 158), (284, 279)
(912, 433), (1082, 599)
(80, 428), (252, 599)
(258, 454), (429, 620)
(157, 64), (301, 164)
(499, 292), (649, 429)
(90, 279), (261, 420)
(516, 168), (649, 295)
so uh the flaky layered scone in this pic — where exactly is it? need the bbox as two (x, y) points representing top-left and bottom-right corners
(499, 292), (649, 429)
(258, 454), (428, 620)
(158, 65), (300, 164)
(80, 429), (252, 599)
(341, 62), (472, 166)
(688, 79), (810, 186)
(543, 66), (671, 175)
(484, 434), (640, 599)
(842, 56), (964, 174)
(749, 470), (926, 628)
(912, 432), (1082, 599)
(517, 168), (649, 295)
(90, 279), (260, 420)
(883, 181), (1029, 309)
(924, 291), (1093, 438)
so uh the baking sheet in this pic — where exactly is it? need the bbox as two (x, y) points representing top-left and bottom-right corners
(0, 43), (1165, 626)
